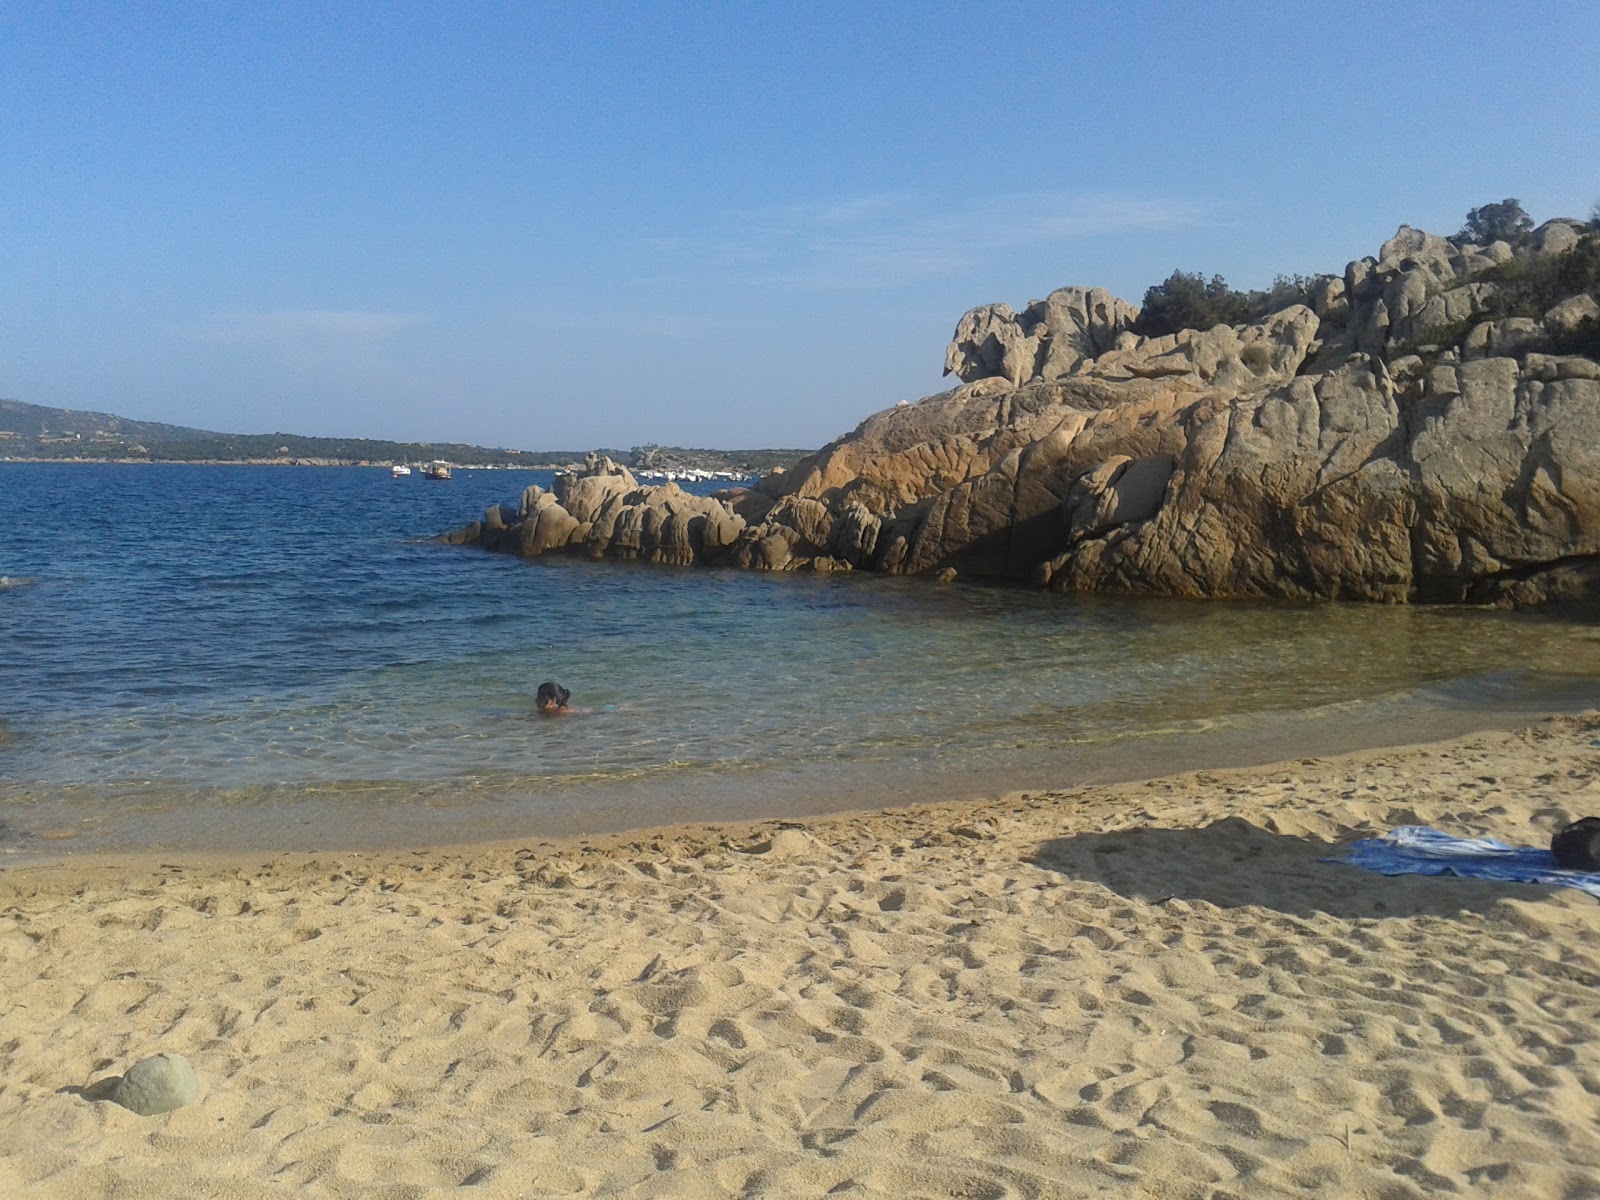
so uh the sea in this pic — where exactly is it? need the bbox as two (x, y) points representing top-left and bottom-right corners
(4, 461), (1600, 862)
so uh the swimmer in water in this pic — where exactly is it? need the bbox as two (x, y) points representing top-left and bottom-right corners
(535, 681), (572, 716)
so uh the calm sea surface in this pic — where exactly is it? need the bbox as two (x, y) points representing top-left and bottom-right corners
(4, 462), (1600, 860)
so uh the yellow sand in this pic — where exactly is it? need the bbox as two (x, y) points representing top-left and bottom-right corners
(5, 716), (1600, 1198)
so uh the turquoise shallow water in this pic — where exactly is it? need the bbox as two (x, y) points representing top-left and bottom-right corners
(3, 461), (1600, 858)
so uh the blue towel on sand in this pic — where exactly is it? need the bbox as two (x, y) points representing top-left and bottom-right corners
(1331, 825), (1600, 898)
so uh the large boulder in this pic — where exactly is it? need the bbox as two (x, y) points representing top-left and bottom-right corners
(1410, 358), (1600, 602)
(944, 287), (1138, 384)
(557, 458), (640, 525)
(1525, 220), (1586, 257)
(519, 502), (582, 556)
(1546, 294), (1600, 338)
(1081, 306), (1321, 389)
(1036, 359), (1417, 601)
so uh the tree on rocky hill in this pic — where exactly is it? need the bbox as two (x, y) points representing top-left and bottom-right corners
(1132, 272), (1249, 337)
(1132, 272), (1315, 338)
(1456, 198), (1533, 246)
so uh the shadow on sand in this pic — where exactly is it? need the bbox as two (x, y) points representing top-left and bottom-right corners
(1030, 816), (1555, 920)
(57, 1076), (122, 1102)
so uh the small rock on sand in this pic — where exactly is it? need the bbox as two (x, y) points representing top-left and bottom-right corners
(111, 1053), (200, 1116)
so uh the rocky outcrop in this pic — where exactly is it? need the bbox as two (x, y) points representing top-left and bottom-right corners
(445, 219), (1600, 607)
(944, 287), (1139, 384)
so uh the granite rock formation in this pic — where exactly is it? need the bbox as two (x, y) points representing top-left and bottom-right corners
(446, 219), (1600, 606)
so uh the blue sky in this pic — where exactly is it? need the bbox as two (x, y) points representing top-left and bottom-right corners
(4, 2), (1598, 451)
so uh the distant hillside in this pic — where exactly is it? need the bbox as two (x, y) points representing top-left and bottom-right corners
(0, 399), (808, 473)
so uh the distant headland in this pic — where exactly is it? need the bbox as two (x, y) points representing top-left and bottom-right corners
(446, 199), (1600, 609)
(0, 399), (806, 475)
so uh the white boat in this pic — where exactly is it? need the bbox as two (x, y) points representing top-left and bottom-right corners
(391, 464), (412, 477)
(422, 460), (452, 481)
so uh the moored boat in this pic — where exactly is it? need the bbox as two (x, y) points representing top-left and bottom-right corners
(391, 464), (413, 477)
(422, 460), (452, 480)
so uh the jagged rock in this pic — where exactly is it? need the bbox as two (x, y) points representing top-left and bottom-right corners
(1085, 306), (1321, 389)
(1462, 317), (1543, 361)
(764, 375), (1031, 514)
(716, 487), (777, 523)
(440, 519), (482, 546)
(828, 502), (882, 566)
(110, 1053), (200, 1116)
(603, 492), (662, 561)
(1546, 294), (1600, 338)
(764, 496), (834, 554)
(557, 464), (639, 525)
(1524, 354), (1600, 383)
(1378, 225), (1458, 280)
(943, 303), (1032, 385)
(1035, 359), (1416, 601)
(1064, 454), (1175, 540)
(728, 527), (798, 571)
(1395, 282), (1499, 347)
(519, 503), (581, 556)
(944, 287), (1138, 384)
(483, 503), (519, 533)
(701, 504), (747, 558)
(1311, 275), (1348, 323)
(1411, 358), (1600, 601)
(1346, 256), (1381, 304)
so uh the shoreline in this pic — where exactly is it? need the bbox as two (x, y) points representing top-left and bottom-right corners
(5, 716), (1600, 1195)
(6, 710), (1597, 880)
(6, 684), (1598, 867)
(6, 707), (1599, 880)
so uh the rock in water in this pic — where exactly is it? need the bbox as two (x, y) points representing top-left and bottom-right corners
(443, 217), (1600, 608)
(111, 1053), (200, 1115)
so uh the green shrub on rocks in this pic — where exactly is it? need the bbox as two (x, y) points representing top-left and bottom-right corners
(1132, 272), (1247, 336)
(1469, 235), (1600, 320)
(1405, 318), (1478, 357)
(1549, 315), (1600, 359)
(1454, 198), (1534, 247)
(1133, 272), (1316, 338)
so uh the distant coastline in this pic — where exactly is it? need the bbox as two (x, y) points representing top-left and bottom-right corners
(0, 456), (568, 468)
(0, 399), (809, 475)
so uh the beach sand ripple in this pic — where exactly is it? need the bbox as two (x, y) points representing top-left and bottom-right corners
(5, 717), (1600, 1197)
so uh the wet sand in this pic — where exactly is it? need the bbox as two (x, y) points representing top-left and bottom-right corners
(4, 715), (1600, 1198)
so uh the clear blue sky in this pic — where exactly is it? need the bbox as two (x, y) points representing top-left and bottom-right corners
(4, 2), (1598, 451)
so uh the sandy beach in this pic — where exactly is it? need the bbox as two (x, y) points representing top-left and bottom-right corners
(5, 716), (1600, 1198)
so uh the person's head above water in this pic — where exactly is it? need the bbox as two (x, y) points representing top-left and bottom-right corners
(535, 681), (572, 715)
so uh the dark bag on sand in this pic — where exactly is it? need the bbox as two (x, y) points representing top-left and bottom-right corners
(1551, 818), (1600, 871)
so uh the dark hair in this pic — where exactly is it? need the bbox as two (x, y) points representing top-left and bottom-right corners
(536, 681), (571, 708)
